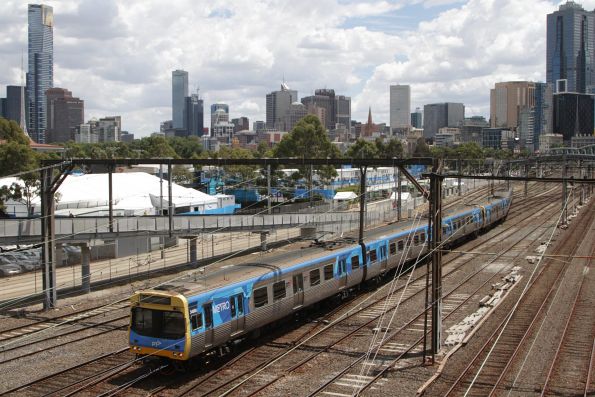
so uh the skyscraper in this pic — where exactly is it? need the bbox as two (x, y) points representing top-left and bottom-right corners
(423, 103), (464, 139)
(547, 2), (595, 93)
(411, 107), (423, 129)
(266, 83), (297, 130)
(46, 87), (84, 143)
(2, 86), (27, 125)
(210, 103), (229, 131)
(183, 94), (204, 137)
(390, 85), (411, 131)
(301, 89), (337, 130)
(27, 4), (54, 143)
(335, 95), (351, 128)
(172, 70), (189, 129)
(489, 81), (536, 129)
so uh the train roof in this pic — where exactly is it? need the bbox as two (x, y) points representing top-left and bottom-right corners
(142, 193), (511, 300)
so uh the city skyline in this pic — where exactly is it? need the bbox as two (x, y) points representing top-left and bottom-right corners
(0, 0), (577, 137)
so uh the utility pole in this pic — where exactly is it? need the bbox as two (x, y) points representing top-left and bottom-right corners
(358, 166), (368, 245)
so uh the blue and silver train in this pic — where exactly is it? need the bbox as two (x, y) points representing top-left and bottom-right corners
(128, 190), (512, 362)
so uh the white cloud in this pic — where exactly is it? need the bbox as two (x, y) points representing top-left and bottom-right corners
(0, 0), (565, 136)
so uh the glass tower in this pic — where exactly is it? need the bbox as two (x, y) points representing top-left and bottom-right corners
(27, 4), (54, 143)
(547, 2), (595, 94)
(172, 70), (189, 129)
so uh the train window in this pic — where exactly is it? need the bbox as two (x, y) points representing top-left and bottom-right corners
(369, 249), (377, 262)
(293, 274), (304, 294)
(351, 255), (360, 269)
(254, 287), (268, 308)
(324, 264), (334, 281)
(397, 240), (404, 251)
(442, 227), (448, 236)
(236, 294), (244, 315)
(420, 232), (426, 243)
(310, 269), (321, 286)
(190, 312), (202, 330)
(203, 304), (213, 329)
(389, 242), (397, 255)
(338, 259), (347, 275)
(230, 297), (236, 317)
(414, 235), (420, 245)
(273, 281), (286, 301)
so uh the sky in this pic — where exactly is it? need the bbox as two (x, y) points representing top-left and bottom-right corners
(0, 0), (588, 137)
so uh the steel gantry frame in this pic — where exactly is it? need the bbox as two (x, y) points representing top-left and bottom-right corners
(37, 157), (433, 310)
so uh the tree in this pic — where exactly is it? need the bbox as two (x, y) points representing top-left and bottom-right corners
(274, 115), (339, 182)
(0, 118), (30, 146)
(412, 137), (431, 157)
(171, 165), (193, 185)
(345, 139), (379, 159)
(168, 136), (203, 159)
(0, 140), (38, 177)
(217, 146), (258, 181)
(375, 137), (403, 158)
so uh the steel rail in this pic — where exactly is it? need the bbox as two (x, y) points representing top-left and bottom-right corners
(441, 199), (595, 397)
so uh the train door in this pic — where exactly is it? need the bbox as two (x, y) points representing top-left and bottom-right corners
(229, 293), (245, 335)
(338, 258), (347, 289)
(293, 273), (304, 308)
(202, 302), (214, 347)
(380, 245), (388, 273)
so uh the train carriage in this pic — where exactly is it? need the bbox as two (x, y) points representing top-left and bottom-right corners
(129, 190), (512, 363)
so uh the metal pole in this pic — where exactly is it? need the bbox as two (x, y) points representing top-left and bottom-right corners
(267, 164), (272, 215)
(159, 164), (163, 215)
(457, 159), (462, 196)
(430, 172), (443, 361)
(310, 164), (314, 208)
(562, 156), (567, 224)
(41, 168), (56, 309)
(524, 163), (529, 197)
(81, 244), (91, 293)
(168, 161), (173, 236)
(358, 166), (367, 245)
(397, 167), (402, 221)
(108, 165), (114, 233)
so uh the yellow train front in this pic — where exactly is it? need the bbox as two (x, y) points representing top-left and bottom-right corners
(128, 291), (191, 360)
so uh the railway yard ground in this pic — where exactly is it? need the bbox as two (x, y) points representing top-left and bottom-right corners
(0, 180), (593, 396)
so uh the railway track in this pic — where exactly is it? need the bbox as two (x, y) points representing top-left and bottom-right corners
(149, 187), (565, 396)
(0, 184), (557, 396)
(438, 197), (595, 397)
(534, 231), (595, 396)
(301, 193), (568, 397)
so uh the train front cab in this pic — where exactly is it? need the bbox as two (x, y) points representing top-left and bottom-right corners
(129, 291), (190, 361)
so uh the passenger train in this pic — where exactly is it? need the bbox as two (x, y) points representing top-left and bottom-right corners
(128, 190), (512, 363)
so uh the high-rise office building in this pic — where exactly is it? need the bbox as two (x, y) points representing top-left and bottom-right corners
(553, 92), (594, 142)
(46, 87), (84, 142)
(231, 116), (249, 133)
(253, 120), (266, 133)
(390, 85), (411, 131)
(266, 84), (297, 131)
(27, 4), (54, 143)
(335, 95), (351, 128)
(423, 103), (464, 139)
(547, 2), (595, 94)
(2, 86), (27, 125)
(285, 102), (308, 132)
(411, 107), (423, 129)
(210, 103), (229, 131)
(533, 82), (553, 151)
(172, 70), (189, 129)
(183, 94), (204, 137)
(490, 81), (536, 129)
(301, 89), (336, 130)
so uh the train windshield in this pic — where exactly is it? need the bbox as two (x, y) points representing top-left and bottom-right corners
(131, 308), (186, 340)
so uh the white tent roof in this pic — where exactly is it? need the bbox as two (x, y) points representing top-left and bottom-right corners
(0, 172), (219, 214)
(333, 191), (357, 200)
(390, 191), (411, 201)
